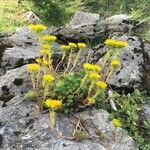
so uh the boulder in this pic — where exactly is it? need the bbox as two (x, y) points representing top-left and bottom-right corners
(0, 96), (138, 150)
(69, 11), (99, 26)
(0, 65), (31, 107)
(107, 35), (150, 92)
(46, 13), (143, 44)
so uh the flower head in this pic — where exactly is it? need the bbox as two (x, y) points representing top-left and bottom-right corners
(96, 81), (107, 89)
(111, 60), (121, 68)
(28, 24), (47, 32)
(27, 64), (40, 72)
(89, 72), (101, 80)
(42, 45), (49, 50)
(42, 35), (57, 41)
(104, 39), (128, 48)
(88, 98), (96, 105)
(111, 118), (122, 128)
(36, 58), (42, 64)
(43, 74), (55, 83)
(83, 63), (101, 72)
(44, 99), (62, 109)
(60, 45), (70, 51)
(77, 43), (87, 49)
(40, 49), (49, 55)
(42, 59), (49, 66)
(68, 42), (77, 48)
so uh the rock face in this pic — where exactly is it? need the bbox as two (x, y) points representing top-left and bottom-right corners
(69, 11), (100, 26)
(0, 65), (31, 107)
(0, 95), (138, 150)
(46, 14), (145, 44)
(107, 35), (150, 92)
(0, 28), (40, 75)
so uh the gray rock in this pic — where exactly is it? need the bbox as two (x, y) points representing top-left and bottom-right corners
(107, 35), (150, 91)
(47, 14), (142, 43)
(0, 65), (31, 107)
(1, 28), (40, 72)
(143, 102), (150, 120)
(69, 11), (99, 26)
(0, 96), (138, 150)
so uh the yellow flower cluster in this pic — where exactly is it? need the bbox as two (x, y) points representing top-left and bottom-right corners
(40, 49), (49, 55)
(36, 58), (42, 64)
(111, 60), (121, 68)
(77, 43), (87, 49)
(27, 64), (40, 72)
(42, 59), (49, 66)
(43, 74), (55, 83)
(45, 99), (62, 109)
(69, 42), (77, 48)
(88, 98), (96, 105)
(60, 45), (70, 50)
(42, 45), (49, 50)
(105, 39), (128, 48)
(89, 72), (101, 80)
(42, 35), (57, 41)
(83, 63), (101, 72)
(28, 24), (47, 32)
(111, 118), (122, 128)
(96, 81), (107, 89)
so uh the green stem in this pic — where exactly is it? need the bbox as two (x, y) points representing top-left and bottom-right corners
(88, 81), (95, 97)
(64, 48), (73, 74)
(55, 52), (66, 72)
(49, 110), (55, 129)
(69, 49), (81, 73)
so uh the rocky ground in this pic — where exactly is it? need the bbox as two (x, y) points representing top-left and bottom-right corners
(0, 11), (150, 150)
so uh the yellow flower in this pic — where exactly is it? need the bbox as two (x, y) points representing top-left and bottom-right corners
(43, 74), (55, 83)
(27, 64), (40, 72)
(83, 63), (101, 72)
(42, 59), (49, 66)
(42, 45), (49, 50)
(77, 43), (87, 49)
(28, 24), (47, 32)
(96, 81), (107, 89)
(92, 65), (101, 72)
(44, 99), (62, 109)
(111, 118), (122, 128)
(88, 98), (96, 105)
(60, 45), (70, 50)
(104, 39), (128, 48)
(111, 60), (121, 68)
(36, 58), (42, 64)
(83, 63), (93, 71)
(40, 49), (49, 55)
(68, 42), (77, 48)
(89, 72), (101, 80)
(42, 35), (57, 41)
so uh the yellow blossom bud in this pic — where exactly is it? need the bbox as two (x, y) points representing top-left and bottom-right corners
(89, 72), (101, 80)
(42, 35), (57, 41)
(92, 65), (101, 72)
(44, 99), (62, 109)
(77, 43), (87, 49)
(28, 24), (47, 32)
(88, 98), (96, 105)
(43, 74), (55, 83)
(42, 45), (49, 50)
(68, 42), (77, 48)
(36, 58), (42, 64)
(42, 59), (49, 66)
(60, 45), (70, 50)
(96, 81), (107, 89)
(27, 64), (40, 72)
(40, 49), (49, 55)
(111, 118), (122, 128)
(104, 39), (128, 48)
(83, 63), (93, 71)
(111, 60), (121, 68)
